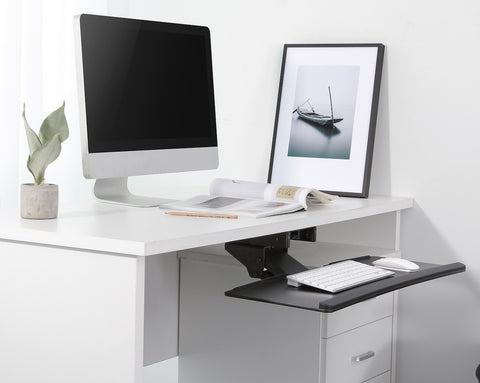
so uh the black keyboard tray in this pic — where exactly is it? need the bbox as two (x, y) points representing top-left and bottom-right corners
(225, 256), (465, 313)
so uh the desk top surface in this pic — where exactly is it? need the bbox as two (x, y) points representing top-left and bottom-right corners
(0, 196), (413, 256)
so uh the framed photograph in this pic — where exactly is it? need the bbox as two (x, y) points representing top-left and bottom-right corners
(268, 44), (384, 197)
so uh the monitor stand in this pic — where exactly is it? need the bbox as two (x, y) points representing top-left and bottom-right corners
(93, 177), (175, 207)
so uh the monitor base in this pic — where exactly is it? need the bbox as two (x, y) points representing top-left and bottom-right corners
(93, 177), (175, 207)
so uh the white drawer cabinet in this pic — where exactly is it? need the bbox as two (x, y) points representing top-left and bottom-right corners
(178, 248), (395, 383)
(324, 317), (392, 383)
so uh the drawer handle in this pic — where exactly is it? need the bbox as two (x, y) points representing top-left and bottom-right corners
(351, 350), (375, 363)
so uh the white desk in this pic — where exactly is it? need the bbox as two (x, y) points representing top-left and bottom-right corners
(0, 196), (413, 383)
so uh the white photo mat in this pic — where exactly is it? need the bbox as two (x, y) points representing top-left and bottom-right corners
(268, 44), (384, 197)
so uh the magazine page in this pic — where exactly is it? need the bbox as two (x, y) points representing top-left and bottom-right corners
(210, 178), (336, 206)
(305, 189), (338, 204)
(209, 178), (267, 200)
(161, 194), (303, 218)
(160, 178), (337, 218)
(264, 184), (337, 207)
(264, 184), (310, 209)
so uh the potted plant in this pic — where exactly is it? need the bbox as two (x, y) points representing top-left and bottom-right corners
(20, 102), (69, 219)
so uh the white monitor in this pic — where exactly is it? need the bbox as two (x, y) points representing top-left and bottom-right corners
(74, 14), (218, 206)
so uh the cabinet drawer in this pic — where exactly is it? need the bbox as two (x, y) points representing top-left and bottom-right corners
(364, 371), (391, 383)
(325, 316), (392, 383)
(322, 292), (393, 338)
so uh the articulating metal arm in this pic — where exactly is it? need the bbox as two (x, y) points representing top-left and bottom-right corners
(224, 227), (316, 279)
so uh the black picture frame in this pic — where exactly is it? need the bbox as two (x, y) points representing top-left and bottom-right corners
(268, 44), (385, 198)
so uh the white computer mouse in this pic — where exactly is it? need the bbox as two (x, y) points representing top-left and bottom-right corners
(372, 257), (419, 272)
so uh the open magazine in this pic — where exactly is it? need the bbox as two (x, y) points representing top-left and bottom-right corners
(160, 178), (338, 218)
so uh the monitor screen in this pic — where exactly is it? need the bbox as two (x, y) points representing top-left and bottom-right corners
(79, 14), (217, 153)
(74, 14), (219, 205)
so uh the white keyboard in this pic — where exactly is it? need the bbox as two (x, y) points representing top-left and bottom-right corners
(287, 260), (395, 293)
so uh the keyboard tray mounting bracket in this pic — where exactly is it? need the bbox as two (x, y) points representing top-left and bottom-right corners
(224, 227), (316, 279)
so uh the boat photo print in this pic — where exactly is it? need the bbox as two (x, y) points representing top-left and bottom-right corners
(293, 86), (343, 128)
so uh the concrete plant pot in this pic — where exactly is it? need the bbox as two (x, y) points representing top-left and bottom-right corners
(20, 183), (58, 219)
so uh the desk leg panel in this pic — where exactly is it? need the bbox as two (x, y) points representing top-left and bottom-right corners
(0, 241), (144, 383)
(144, 252), (179, 366)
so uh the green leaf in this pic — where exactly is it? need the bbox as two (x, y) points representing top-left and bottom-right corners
(22, 104), (42, 156)
(22, 102), (69, 184)
(39, 101), (69, 144)
(27, 133), (62, 185)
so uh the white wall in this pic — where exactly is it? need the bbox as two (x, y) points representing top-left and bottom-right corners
(1, 0), (478, 382)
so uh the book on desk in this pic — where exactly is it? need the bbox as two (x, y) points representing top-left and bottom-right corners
(160, 178), (337, 218)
